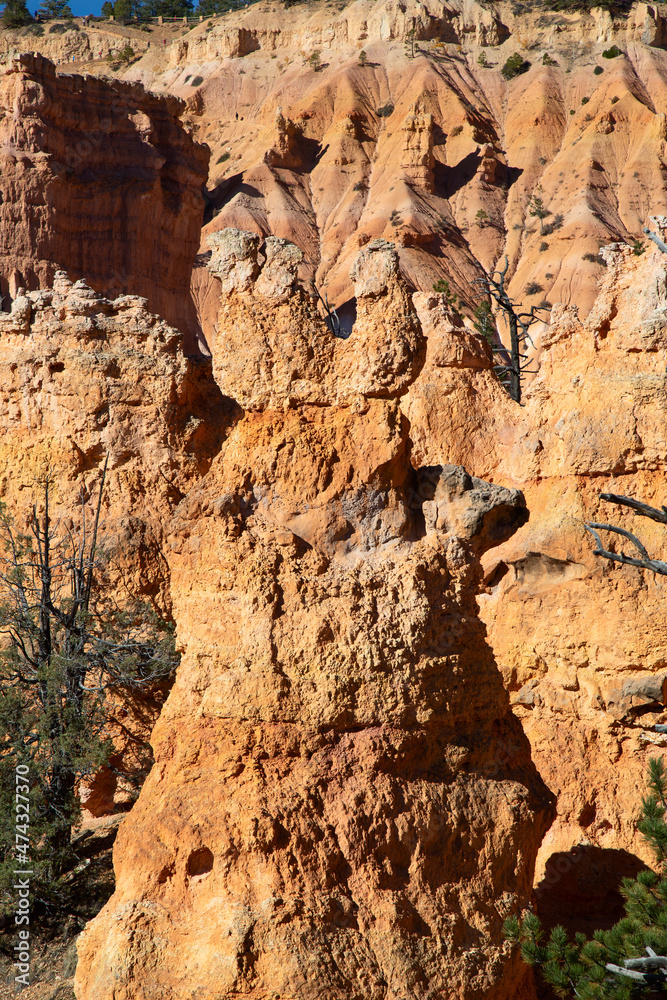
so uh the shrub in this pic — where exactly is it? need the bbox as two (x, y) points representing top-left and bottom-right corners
(525, 281), (544, 295)
(542, 52), (557, 65)
(593, 64), (603, 74)
(359, 49), (367, 66)
(377, 103), (394, 117)
(539, 241), (548, 251)
(390, 209), (401, 226)
(353, 181), (365, 192)
(501, 53), (530, 80)
(217, 152), (230, 163)
(538, 299), (552, 309)
(192, 75), (203, 85)
(632, 238), (645, 256)
(581, 95), (589, 104)
(478, 50), (489, 67)
(475, 208), (489, 227)
(583, 251), (606, 265)
(545, 272), (554, 279)
(450, 124), (463, 137)
(49, 21), (68, 31)
(542, 213), (564, 236)
(569, 109), (575, 115)
(118, 43), (134, 63)
(602, 44), (622, 58)
(611, 95), (619, 103)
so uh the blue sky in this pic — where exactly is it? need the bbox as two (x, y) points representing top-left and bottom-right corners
(28, 0), (105, 14)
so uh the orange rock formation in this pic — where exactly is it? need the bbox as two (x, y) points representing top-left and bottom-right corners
(74, 235), (553, 1000)
(0, 54), (209, 350)
(400, 228), (667, 901)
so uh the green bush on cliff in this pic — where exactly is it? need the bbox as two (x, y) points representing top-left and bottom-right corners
(505, 757), (667, 998)
(0, 466), (178, 922)
(501, 53), (530, 80)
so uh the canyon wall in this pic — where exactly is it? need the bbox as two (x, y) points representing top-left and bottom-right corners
(74, 233), (554, 1000)
(402, 232), (667, 901)
(0, 53), (209, 350)
(111, 0), (667, 350)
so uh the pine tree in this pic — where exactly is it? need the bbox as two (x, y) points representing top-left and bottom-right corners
(37, 0), (73, 19)
(505, 757), (667, 997)
(0, 465), (178, 919)
(1, 0), (32, 28)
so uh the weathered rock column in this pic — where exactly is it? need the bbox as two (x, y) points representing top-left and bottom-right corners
(75, 233), (553, 1000)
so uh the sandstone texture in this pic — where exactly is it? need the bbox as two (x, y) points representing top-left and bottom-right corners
(75, 237), (553, 1000)
(401, 231), (667, 892)
(0, 268), (229, 810)
(0, 53), (209, 350)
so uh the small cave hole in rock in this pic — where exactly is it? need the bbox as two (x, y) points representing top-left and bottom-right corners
(187, 846), (214, 878)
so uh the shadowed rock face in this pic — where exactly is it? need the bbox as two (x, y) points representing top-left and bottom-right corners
(0, 53), (209, 351)
(75, 232), (553, 1000)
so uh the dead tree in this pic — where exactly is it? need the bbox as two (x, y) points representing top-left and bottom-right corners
(585, 493), (667, 576)
(315, 287), (341, 338)
(475, 257), (546, 404)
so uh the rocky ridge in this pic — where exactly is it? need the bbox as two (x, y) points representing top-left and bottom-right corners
(110, 0), (667, 352)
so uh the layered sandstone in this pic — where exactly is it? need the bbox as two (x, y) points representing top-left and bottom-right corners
(0, 53), (209, 350)
(75, 235), (553, 1000)
(401, 230), (667, 893)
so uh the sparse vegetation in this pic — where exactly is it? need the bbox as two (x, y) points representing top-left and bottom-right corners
(542, 213), (564, 236)
(377, 103), (394, 118)
(450, 124), (463, 137)
(602, 44), (623, 58)
(478, 50), (489, 67)
(390, 209), (401, 227)
(632, 238), (646, 256)
(309, 50), (321, 71)
(505, 757), (667, 999)
(353, 181), (365, 192)
(217, 151), (230, 163)
(0, 469), (178, 919)
(542, 52), (557, 65)
(501, 53), (530, 80)
(581, 95), (590, 105)
(433, 278), (456, 307)
(583, 251), (607, 265)
(191, 74), (203, 85)
(528, 188), (550, 235)
(525, 281), (544, 295)
(594, 64), (603, 74)
(611, 95), (619, 103)
(539, 242), (548, 252)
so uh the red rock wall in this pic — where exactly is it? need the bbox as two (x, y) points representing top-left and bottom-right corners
(0, 54), (209, 351)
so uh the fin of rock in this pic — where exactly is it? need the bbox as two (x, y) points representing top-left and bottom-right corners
(75, 232), (553, 1000)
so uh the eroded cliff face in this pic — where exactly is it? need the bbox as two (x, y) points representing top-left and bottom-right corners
(75, 235), (553, 1000)
(0, 53), (209, 350)
(110, 0), (667, 351)
(400, 228), (667, 896)
(0, 269), (230, 810)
